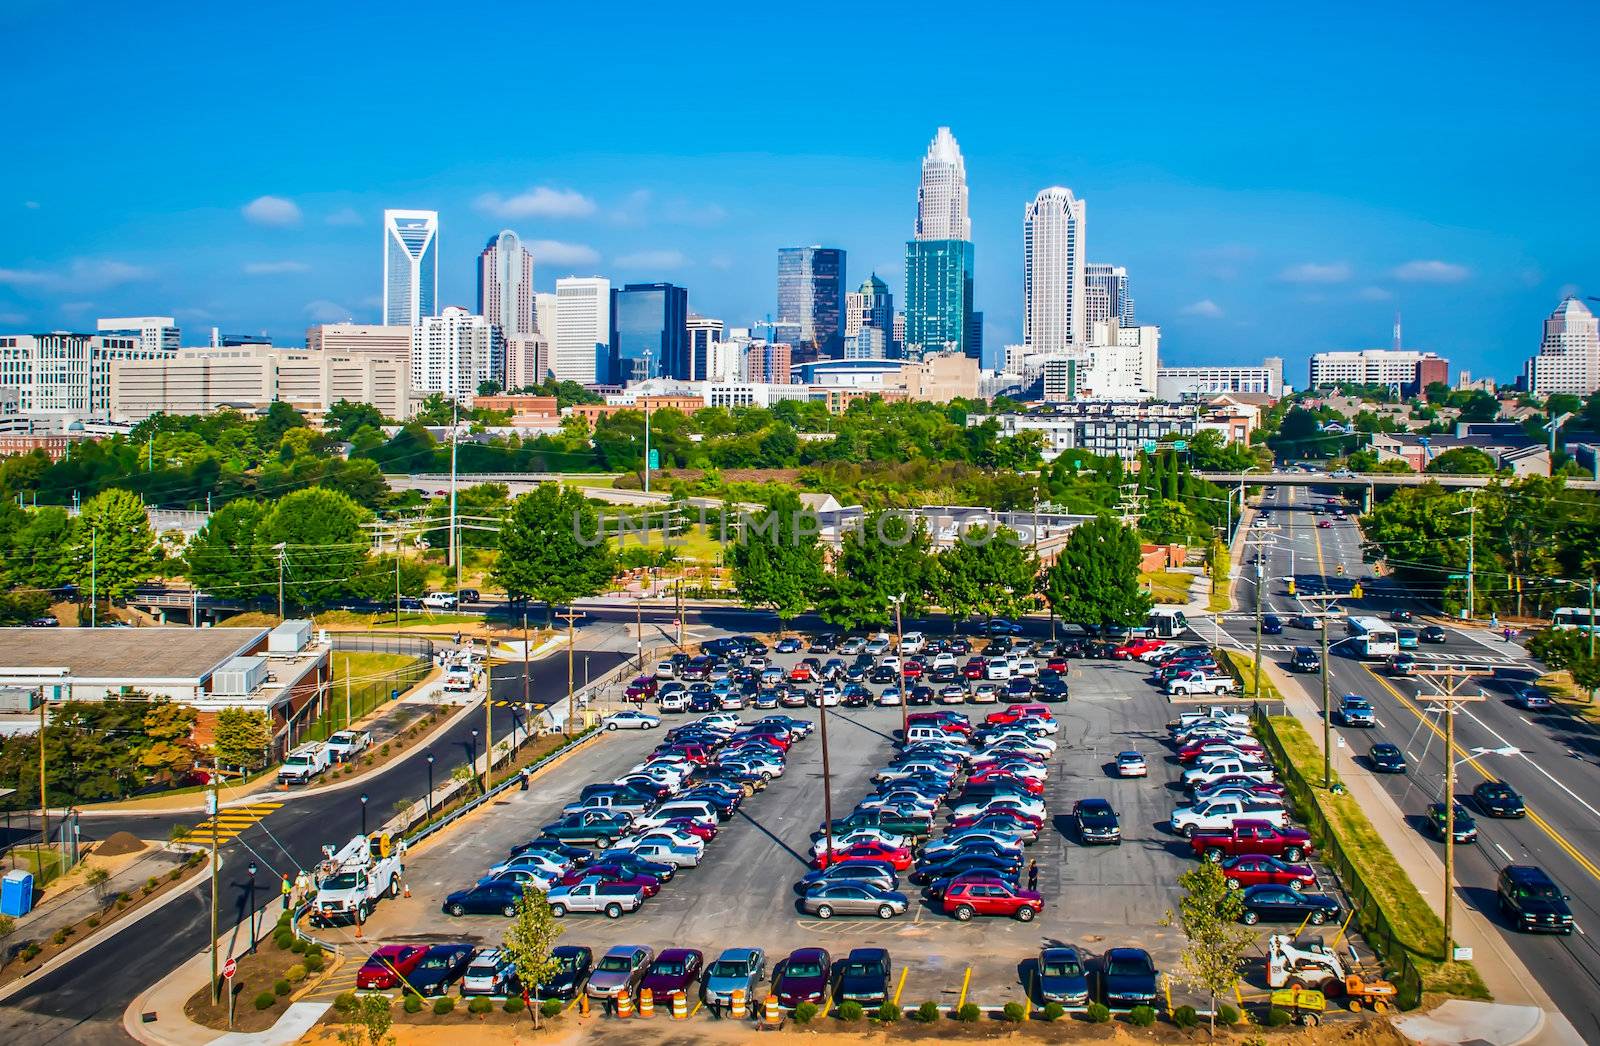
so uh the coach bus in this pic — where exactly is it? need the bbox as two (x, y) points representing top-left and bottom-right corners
(1345, 615), (1400, 659)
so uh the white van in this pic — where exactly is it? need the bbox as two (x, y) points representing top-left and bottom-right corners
(899, 632), (927, 655)
(904, 725), (955, 745)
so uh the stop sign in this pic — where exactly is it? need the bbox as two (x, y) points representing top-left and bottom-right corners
(223, 957), (237, 980)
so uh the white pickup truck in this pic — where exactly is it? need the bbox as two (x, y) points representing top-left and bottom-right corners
(278, 742), (330, 785)
(1170, 797), (1288, 837)
(1166, 671), (1241, 697)
(546, 881), (647, 919)
(325, 730), (372, 762)
(310, 834), (405, 926)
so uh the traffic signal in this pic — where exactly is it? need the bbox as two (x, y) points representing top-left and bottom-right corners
(1287, 578), (1297, 595)
(1350, 582), (1364, 600)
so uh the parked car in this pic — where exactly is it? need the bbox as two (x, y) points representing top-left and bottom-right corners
(1239, 884), (1341, 925)
(460, 947), (521, 997)
(1220, 855), (1316, 891)
(605, 710), (662, 731)
(442, 880), (525, 918)
(942, 875), (1043, 921)
(773, 947), (832, 1008)
(802, 881), (908, 920)
(834, 947), (892, 1005)
(1368, 743), (1407, 773)
(1498, 865), (1574, 935)
(585, 945), (654, 1001)
(1473, 780), (1526, 818)
(1099, 948), (1159, 1010)
(1190, 821), (1313, 863)
(639, 948), (704, 998)
(1037, 946), (1090, 1007)
(355, 944), (427, 990)
(703, 947), (766, 1009)
(406, 943), (475, 996)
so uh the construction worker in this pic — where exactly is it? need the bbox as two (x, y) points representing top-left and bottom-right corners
(281, 873), (293, 912)
(295, 869), (311, 905)
(520, 767), (530, 791)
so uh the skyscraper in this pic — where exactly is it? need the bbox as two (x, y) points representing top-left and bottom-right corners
(1524, 297), (1600, 396)
(609, 282), (689, 384)
(776, 246), (845, 361)
(844, 274), (894, 340)
(478, 230), (535, 340)
(1023, 187), (1087, 353)
(904, 239), (975, 360)
(1085, 263), (1133, 328)
(410, 306), (502, 399)
(383, 209), (438, 327)
(916, 127), (970, 241)
(687, 315), (725, 380)
(552, 277), (610, 384)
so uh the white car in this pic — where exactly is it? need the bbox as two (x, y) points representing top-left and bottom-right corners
(605, 710), (662, 731)
(698, 713), (742, 730)
(877, 686), (904, 707)
(947, 796), (1047, 821)
(1138, 643), (1182, 663)
(655, 660), (677, 680)
(930, 652), (958, 670)
(1182, 760), (1275, 788)
(1011, 659), (1039, 678)
(864, 636), (892, 656)
(1169, 798), (1288, 836)
(811, 827), (912, 854)
(1166, 672), (1240, 697)
(422, 591), (458, 609)
(657, 691), (689, 713)
(1011, 716), (1058, 736)
(984, 659), (1013, 681)
(900, 632), (927, 655)
(1115, 751), (1148, 777)
(612, 839), (701, 868)
(982, 731), (1056, 754)
(878, 655), (902, 673)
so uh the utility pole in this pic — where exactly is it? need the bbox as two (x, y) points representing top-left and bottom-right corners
(890, 594), (908, 739)
(635, 593), (644, 672)
(818, 684), (835, 870)
(1296, 593), (1345, 788)
(208, 778), (220, 1003)
(674, 578), (683, 650)
(482, 635), (492, 794)
(89, 529), (97, 628)
(556, 609), (581, 733)
(642, 349), (653, 496)
(1455, 490), (1478, 621)
(37, 688), (47, 873)
(1410, 669), (1490, 957)
(394, 527), (402, 627)
(522, 611), (531, 709)
(1244, 529), (1277, 699)
(274, 543), (287, 620)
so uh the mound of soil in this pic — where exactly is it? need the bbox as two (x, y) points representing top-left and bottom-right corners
(96, 831), (147, 856)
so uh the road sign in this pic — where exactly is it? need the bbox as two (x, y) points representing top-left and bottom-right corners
(1142, 440), (1157, 453)
(223, 957), (237, 979)
(648, 449), (660, 469)
(1172, 440), (1188, 452)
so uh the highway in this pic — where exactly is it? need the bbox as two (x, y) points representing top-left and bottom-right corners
(1218, 485), (1600, 1037)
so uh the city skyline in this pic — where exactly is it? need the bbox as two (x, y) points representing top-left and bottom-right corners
(2, 2), (1595, 382)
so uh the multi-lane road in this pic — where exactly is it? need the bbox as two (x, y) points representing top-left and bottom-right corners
(1220, 485), (1600, 1038)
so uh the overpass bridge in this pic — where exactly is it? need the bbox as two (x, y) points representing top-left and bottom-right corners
(1196, 470), (1600, 510)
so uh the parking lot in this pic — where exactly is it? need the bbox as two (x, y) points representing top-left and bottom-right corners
(342, 633), (1358, 1010)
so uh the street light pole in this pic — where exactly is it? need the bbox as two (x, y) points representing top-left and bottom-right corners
(890, 594), (907, 738)
(359, 792), (369, 837)
(470, 731), (479, 792)
(426, 753), (435, 820)
(818, 690), (835, 869)
(246, 861), (258, 955)
(208, 778), (220, 1004)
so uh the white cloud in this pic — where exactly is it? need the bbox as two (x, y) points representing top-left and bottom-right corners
(1279, 261), (1351, 284)
(529, 240), (600, 266)
(324, 207), (363, 227)
(23, 200), (39, 210)
(243, 260), (310, 275)
(1356, 286), (1393, 301)
(0, 258), (151, 292)
(303, 299), (352, 323)
(1392, 259), (1470, 283)
(242, 195), (302, 227)
(1180, 299), (1224, 319)
(614, 249), (689, 270)
(474, 187), (597, 220)
(0, 311), (26, 325)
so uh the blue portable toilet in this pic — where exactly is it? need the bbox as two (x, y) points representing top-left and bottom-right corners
(0, 868), (33, 917)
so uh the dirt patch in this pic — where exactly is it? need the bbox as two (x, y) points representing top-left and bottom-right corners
(97, 831), (147, 857)
(186, 931), (335, 1033)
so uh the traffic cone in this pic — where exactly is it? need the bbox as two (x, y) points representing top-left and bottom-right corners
(730, 988), (747, 1019)
(639, 988), (654, 1018)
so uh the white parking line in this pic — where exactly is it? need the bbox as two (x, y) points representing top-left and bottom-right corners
(1494, 842), (1513, 861)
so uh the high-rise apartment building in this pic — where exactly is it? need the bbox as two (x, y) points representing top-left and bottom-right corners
(745, 341), (792, 385)
(777, 246), (845, 361)
(916, 127), (970, 241)
(904, 239), (975, 360)
(1524, 297), (1600, 396)
(1085, 263), (1133, 328)
(504, 336), (549, 390)
(687, 315), (725, 381)
(411, 306), (503, 399)
(552, 277), (610, 384)
(97, 316), (180, 354)
(1022, 187), (1087, 353)
(610, 282), (689, 384)
(844, 273), (895, 345)
(383, 209), (438, 327)
(306, 323), (412, 365)
(1308, 349), (1448, 396)
(478, 230), (535, 339)
(0, 331), (173, 415)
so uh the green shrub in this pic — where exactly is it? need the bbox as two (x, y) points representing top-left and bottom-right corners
(21, 943), (40, 961)
(273, 978), (292, 997)
(290, 937), (308, 954)
(51, 929), (67, 945)
(875, 1001), (901, 1022)
(1002, 1001), (1026, 1022)
(333, 992), (357, 1015)
(838, 1000), (864, 1022)
(168, 868), (182, 881)
(540, 998), (563, 1018)
(286, 963), (307, 983)
(1042, 1001), (1065, 1022)
(432, 996), (454, 1015)
(304, 951), (324, 973)
(273, 931), (294, 950)
(1172, 1004), (1199, 1028)
(1218, 1003), (1241, 1026)
(915, 1000), (941, 1023)
(1265, 1007), (1291, 1027)
(794, 1001), (819, 1024)
(276, 912), (291, 931)
(404, 995), (423, 1014)
(254, 991), (277, 1010)
(468, 996), (492, 1015)
(1086, 1002), (1111, 1023)
(86, 915), (100, 928)
(144, 877), (158, 894)
(957, 1002), (981, 1022)
(504, 996), (525, 1014)
(1128, 1004), (1156, 1027)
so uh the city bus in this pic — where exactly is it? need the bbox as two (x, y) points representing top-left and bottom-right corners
(1345, 615), (1400, 659)
(1552, 607), (1599, 633)
(1144, 608), (1190, 639)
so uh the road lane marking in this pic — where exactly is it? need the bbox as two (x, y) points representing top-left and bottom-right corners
(1494, 842), (1513, 861)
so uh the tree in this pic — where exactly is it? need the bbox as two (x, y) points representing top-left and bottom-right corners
(256, 487), (372, 607)
(1042, 515), (1152, 630)
(184, 499), (268, 598)
(1528, 628), (1600, 699)
(935, 525), (1039, 624)
(1168, 861), (1254, 1034)
(817, 511), (935, 629)
(477, 379), (503, 397)
(72, 489), (159, 602)
(325, 400), (386, 440)
(502, 885), (564, 1026)
(140, 701), (198, 784)
(4, 505), (75, 592)
(337, 992), (395, 1046)
(259, 402), (308, 446)
(212, 708), (272, 771)
(1426, 447), (1498, 475)
(413, 393), (459, 426)
(726, 492), (824, 626)
(492, 485), (616, 618)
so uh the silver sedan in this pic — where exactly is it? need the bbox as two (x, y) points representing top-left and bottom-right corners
(800, 882), (908, 920)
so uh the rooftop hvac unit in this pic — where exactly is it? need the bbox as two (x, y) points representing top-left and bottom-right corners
(0, 687), (38, 714)
(213, 655), (268, 696)
(268, 619), (312, 654)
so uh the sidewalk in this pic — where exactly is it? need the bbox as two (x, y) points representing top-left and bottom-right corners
(7, 843), (185, 949)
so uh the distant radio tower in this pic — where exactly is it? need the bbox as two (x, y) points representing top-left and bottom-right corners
(1393, 311), (1402, 351)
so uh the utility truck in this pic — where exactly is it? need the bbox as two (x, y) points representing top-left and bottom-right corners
(310, 832), (405, 926)
(278, 742), (330, 785)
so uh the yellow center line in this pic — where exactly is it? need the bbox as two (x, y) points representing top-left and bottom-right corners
(1363, 665), (1600, 884)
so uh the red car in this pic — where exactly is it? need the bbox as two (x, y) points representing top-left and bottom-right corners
(1045, 657), (1070, 674)
(1317, 520), (1333, 529)
(661, 817), (718, 842)
(901, 660), (924, 680)
(907, 712), (971, 735)
(624, 676), (658, 702)
(663, 744), (713, 765)
(729, 733), (789, 752)
(813, 841), (915, 871)
(1179, 738), (1264, 764)
(788, 663), (814, 682)
(964, 768), (1046, 794)
(962, 658), (987, 680)
(986, 703), (1053, 726)
(559, 865), (663, 896)
(942, 875), (1044, 921)
(355, 944), (427, 990)
(1113, 638), (1163, 660)
(1220, 855), (1316, 891)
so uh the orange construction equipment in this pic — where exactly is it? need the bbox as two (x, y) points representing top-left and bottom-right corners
(763, 994), (782, 1026)
(730, 988), (747, 1019)
(615, 990), (635, 1019)
(639, 987), (654, 1018)
(1344, 973), (1399, 1012)
(671, 990), (688, 1019)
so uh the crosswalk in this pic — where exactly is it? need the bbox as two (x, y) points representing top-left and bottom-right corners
(186, 802), (283, 844)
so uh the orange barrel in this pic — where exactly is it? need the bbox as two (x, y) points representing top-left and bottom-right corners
(639, 987), (654, 1018)
(671, 990), (688, 1019)
(615, 990), (634, 1019)
(764, 994), (782, 1025)
(730, 988), (747, 1019)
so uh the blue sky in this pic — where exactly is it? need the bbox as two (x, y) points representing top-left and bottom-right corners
(2, 0), (1595, 383)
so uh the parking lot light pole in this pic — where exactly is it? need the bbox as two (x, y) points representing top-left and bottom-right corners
(890, 594), (907, 737)
(818, 695), (835, 867)
(471, 730), (479, 790)
(246, 861), (258, 954)
(425, 753), (435, 820)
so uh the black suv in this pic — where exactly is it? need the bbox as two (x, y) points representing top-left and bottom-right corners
(1290, 646), (1321, 673)
(1498, 865), (1573, 935)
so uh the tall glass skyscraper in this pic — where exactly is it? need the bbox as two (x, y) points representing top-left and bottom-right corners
(383, 209), (438, 327)
(609, 282), (689, 384)
(478, 230), (535, 339)
(1023, 187), (1087, 352)
(904, 239), (975, 360)
(776, 246), (845, 362)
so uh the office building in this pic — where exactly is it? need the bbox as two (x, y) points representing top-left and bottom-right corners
(1156, 359), (1285, 401)
(745, 341), (791, 385)
(305, 323), (411, 365)
(966, 401), (1253, 463)
(1308, 349), (1449, 395)
(478, 230), (535, 340)
(1524, 297), (1600, 396)
(687, 315), (725, 381)
(610, 282), (689, 385)
(383, 209), (438, 327)
(552, 277), (610, 384)
(1084, 264), (1133, 328)
(504, 336), (549, 390)
(411, 307), (503, 399)
(893, 312), (905, 349)
(110, 346), (410, 421)
(97, 316), (179, 354)
(844, 273), (895, 346)
(777, 246), (845, 361)
(534, 292), (558, 339)
(904, 239), (975, 360)
(843, 327), (889, 360)
(0, 331), (173, 416)
(1075, 321), (1159, 400)
(1023, 187), (1088, 352)
(916, 127), (970, 241)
